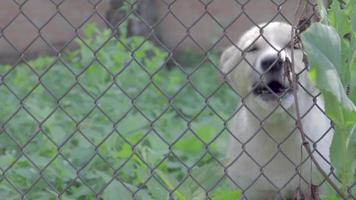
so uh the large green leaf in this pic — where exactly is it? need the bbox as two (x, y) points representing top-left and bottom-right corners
(301, 23), (356, 114)
(301, 22), (356, 192)
(302, 23), (342, 73)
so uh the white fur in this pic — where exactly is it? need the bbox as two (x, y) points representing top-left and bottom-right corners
(221, 22), (333, 199)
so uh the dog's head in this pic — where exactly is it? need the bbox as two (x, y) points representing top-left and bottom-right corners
(220, 22), (313, 115)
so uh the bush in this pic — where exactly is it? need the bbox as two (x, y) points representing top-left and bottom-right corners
(0, 24), (239, 199)
(301, 0), (355, 197)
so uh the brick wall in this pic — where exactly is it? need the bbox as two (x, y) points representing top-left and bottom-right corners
(0, 0), (110, 63)
(154, 0), (318, 53)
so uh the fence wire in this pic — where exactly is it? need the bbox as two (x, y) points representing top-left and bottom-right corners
(0, 0), (354, 199)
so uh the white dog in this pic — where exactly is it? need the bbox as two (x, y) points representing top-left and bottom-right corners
(221, 22), (333, 199)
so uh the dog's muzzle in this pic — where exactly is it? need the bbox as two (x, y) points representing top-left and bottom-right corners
(252, 80), (292, 99)
(252, 56), (293, 101)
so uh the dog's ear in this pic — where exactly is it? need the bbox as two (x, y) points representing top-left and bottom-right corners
(219, 45), (241, 82)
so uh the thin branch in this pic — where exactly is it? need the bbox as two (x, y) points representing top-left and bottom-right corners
(289, 0), (347, 199)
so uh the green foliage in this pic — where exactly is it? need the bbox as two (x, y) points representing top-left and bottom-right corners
(301, 0), (356, 195)
(0, 24), (239, 199)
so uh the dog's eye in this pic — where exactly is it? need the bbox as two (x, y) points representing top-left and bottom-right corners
(246, 45), (259, 52)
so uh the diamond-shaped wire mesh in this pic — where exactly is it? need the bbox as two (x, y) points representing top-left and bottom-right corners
(0, 0), (354, 199)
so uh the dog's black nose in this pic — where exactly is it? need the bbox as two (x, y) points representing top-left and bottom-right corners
(261, 57), (283, 73)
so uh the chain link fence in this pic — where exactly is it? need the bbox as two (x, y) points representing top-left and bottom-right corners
(0, 0), (354, 199)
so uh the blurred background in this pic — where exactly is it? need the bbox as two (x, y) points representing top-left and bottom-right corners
(0, 0), (321, 64)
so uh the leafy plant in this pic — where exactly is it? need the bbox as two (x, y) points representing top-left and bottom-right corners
(301, 0), (356, 196)
(0, 23), (240, 199)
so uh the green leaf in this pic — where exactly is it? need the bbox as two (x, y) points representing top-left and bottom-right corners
(117, 143), (133, 158)
(155, 170), (187, 200)
(317, 0), (328, 24)
(323, 92), (356, 126)
(350, 48), (356, 103)
(177, 162), (225, 199)
(323, 195), (342, 200)
(212, 189), (241, 200)
(102, 180), (133, 200)
(330, 126), (355, 189)
(347, 125), (356, 171)
(302, 23), (342, 73)
(302, 21), (356, 192)
(301, 23), (355, 112)
(146, 179), (169, 200)
(351, 1), (356, 33)
(83, 23), (97, 39)
(328, 0), (351, 38)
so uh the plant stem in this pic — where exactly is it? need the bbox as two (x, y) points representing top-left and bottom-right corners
(290, 1), (347, 199)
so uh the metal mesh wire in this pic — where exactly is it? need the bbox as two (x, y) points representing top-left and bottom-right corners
(0, 0), (354, 199)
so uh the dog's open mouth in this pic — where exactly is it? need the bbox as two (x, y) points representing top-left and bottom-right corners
(252, 80), (292, 98)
